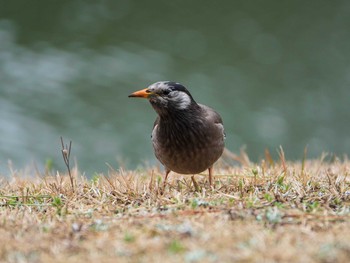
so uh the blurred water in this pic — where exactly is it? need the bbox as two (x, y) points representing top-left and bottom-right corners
(0, 0), (350, 175)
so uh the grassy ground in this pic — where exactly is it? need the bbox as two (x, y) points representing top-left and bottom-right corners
(0, 151), (349, 263)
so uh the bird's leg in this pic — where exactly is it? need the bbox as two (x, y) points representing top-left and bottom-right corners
(191, 175), (200, 192)
(163, 169), (171, 188)
(208, 166), (213, 187)
(160, 169), (171, 195)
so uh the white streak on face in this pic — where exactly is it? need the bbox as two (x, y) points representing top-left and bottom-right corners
(148, 81), (170, 91)
(170, 91), (191, 110)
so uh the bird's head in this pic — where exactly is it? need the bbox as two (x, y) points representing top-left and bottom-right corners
(128, 81), (197, 116)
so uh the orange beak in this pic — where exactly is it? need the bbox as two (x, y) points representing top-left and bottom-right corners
(128, 88), (151, 98)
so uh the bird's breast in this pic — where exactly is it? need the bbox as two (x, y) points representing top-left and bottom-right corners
(152, 119), (224, 174)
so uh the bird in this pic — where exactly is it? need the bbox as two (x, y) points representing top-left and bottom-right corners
(128, 81), (225, 186)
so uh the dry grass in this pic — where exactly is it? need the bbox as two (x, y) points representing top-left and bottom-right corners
(0, 151), (350, 263)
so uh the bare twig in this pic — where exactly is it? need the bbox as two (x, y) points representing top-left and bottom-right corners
(60, 136), (74, 191)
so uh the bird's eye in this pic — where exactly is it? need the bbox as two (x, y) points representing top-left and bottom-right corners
(163, 90), (171, 95)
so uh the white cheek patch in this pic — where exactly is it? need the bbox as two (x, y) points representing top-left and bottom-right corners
(171, 91), (191, 110)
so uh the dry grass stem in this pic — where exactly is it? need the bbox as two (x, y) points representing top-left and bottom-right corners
(60, 136), (74, 191)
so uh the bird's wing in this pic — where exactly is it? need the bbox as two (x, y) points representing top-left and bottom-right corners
(151, 116), (160, 139)
(199, 104), (226, 138)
